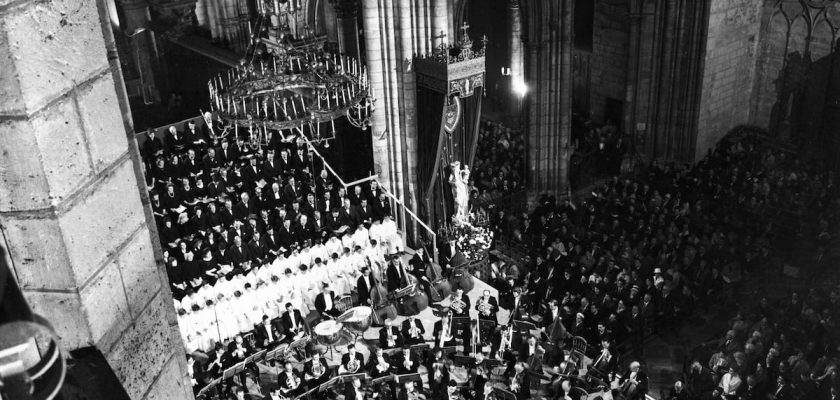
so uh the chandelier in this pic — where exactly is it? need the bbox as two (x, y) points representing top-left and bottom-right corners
(207, 3), (374, 149)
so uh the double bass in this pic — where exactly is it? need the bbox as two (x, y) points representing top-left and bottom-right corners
(426, 260), (452, 302)
(369, 258), (397, 325)
(397, 262), (429, 315)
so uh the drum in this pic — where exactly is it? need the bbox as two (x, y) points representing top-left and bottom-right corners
(397, 291), (429, 315)
(340, 306), (373, 334)
(449, 267), (475, 293)
(313, 320), (343, 346)
(335, 295), (353, 313)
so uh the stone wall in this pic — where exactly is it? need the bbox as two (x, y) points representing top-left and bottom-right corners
(589, 0), (629, 124)
(751, 0), (840, 142)
(696, 0), (762, 160)
(0, 1), (192, 399)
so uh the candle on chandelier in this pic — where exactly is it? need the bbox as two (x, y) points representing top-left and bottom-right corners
(291, 98), (297, 116)
(273, 99), (277, 118)
(331, 119), (336, 134)
(317, 92), (321, 109)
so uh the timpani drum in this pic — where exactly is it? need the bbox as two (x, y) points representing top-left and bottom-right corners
(340, 306), (373, 335)
(313, 320), (343, 346)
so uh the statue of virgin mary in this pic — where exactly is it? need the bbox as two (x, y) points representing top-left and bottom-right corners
(449, 161), (470, 223)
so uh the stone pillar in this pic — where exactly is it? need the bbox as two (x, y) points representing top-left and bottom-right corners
(322, 0), (339, 51)
(524, 0), (574, 202)
(362, 0), (393, 193)
(334, 0), (360, 59)
(120, 0), (161, 104)
(431, 0), (448, 47)
(509, 0), (524, 115)
(0, 0), (191, 399)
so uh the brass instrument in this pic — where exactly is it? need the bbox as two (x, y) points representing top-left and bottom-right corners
(408, 318), (421, 339)
(286, 373), (300, 390)
(477, 297), (492, 316)
(387, 330), (397, 347)
(439, 313), (453, 348)
(510, 372), (522, 393)
(450, 295), (466, 314)
(497, 325), (513, 360)
(376, 355), (390, 373)
(310, 359), (324, 379)
(471, 320), (480, 355)
(346, 357), (360, 373)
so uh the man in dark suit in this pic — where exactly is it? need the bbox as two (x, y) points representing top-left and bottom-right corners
(318, 191), (336, 215)
(234, 192), (257, 221)
(283, 176), (300, 205)
(356, 267), (375, 306)
(378, 319), (403, 349)
(341, 344), (365, 374)
(618, 361), (649, 400)
(280, 303), (308, 342)
(300, 193), (318, 219)
(303, 351), (331, 388)
(394, 346), (420, 374)
(278, 218), (296, 251)
(227, 334), (254, 390)
(509, 361), (531, 400)
(338, 198), (358, 228)
(372, 192), (391, 221)
(475, 289), (499, 323)
(449, 288), (471, 318)
(311, 211), (327, 242)
(140, 130), (164, 166)
(278, 361), (306, 397)
(401, 315), (425, 345)
(386, 259), (409, 292)
(206, 343), (231, 378)
(202, 147), (220, 176)
(343, 376), (366, 400)
(241, 156), (261, 184)
(357, 198), (373, 226)
(255, 314), (282, 348)
(228, 236), (251, 271)
(347, 185), (365, 206)
(262, 149), (281, 181)
(315, 282), (341, 318)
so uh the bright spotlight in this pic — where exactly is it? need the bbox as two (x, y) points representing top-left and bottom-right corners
(512, 79), (527, 97)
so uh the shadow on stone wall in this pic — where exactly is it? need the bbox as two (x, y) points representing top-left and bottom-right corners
(769, 43), (840, 166)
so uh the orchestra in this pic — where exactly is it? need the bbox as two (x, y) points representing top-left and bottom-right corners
(149, 121), (652, 400)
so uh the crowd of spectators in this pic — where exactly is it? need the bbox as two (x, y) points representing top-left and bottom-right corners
(679, 286), (839, 400)
(478, 130), (838, 399)
(471, 120), (526, 205)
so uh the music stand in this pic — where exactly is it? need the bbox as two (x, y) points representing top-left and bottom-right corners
(246, 349), (268, 365)
(451, 354), (473, 367)
(383, 348), (403, 357)
(394, 373), (423, 384)
(439, 346), (457, 356)
(196, 378), (220, 400)
(513, 320), (537, 332)
(341, 373), (367, 383)
(452, 316), (470, 330)
(493, 387), (517, 400)
(370, 374), (394, 386)
(317, 376), (342, 393)
(266, 348), (281, 362)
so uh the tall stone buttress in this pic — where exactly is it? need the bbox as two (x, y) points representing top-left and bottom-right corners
(0, 0), (191, 399)
(362, 0), (438, 240)
(520, 0), (574, 200)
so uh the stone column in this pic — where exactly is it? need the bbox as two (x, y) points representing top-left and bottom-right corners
(322, 0), (339, 51)
(524, 0), (574, 202)
(431, 0), (448, 47)
(333, 0), (360, 59)
(120, 0), (161, 104)
(0, 0), (191, 399)
(509, 0), (524, 115)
